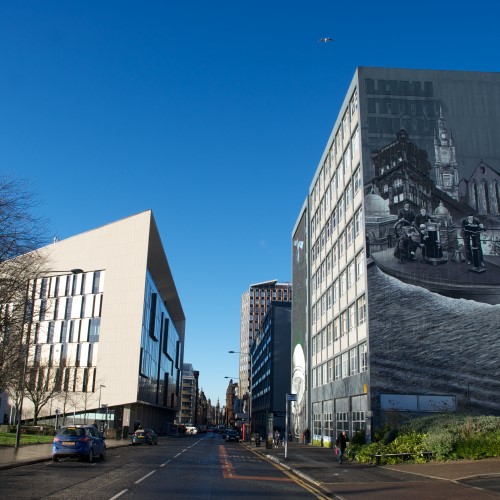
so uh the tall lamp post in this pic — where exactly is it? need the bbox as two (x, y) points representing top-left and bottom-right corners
(98, 385), (106, 410)
(15, 268), (84, 449)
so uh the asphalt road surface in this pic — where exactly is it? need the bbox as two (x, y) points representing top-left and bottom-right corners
(0, 433), (329, 500)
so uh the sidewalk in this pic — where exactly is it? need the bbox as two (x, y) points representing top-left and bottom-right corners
(243, 441), (500, 499)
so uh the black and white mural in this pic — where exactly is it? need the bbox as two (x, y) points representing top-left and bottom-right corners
(360, 69), (500, 422)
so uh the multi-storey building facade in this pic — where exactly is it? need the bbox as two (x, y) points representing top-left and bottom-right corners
(293, 67), (500, 447)
(239, 280), (292, 402)
(251, 301), (291, 437)
(4, 211), (185, 435)
(180, 363), (198, 426)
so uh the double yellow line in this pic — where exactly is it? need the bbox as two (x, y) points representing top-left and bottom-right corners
(247, 445), (332, 500)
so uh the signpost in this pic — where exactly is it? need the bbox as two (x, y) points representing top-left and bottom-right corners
(285, 393), (297, 459)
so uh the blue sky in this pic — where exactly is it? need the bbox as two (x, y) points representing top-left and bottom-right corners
(1, 1), (499, 406)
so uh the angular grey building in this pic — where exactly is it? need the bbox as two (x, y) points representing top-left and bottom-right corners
(292, 67), (500, 447)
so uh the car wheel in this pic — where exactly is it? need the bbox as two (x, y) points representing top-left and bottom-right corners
(101, 446), (106, 460)
(88, 448), (94, 463)
(52, 455), (59, 462)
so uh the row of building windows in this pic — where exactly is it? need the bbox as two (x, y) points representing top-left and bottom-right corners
(312, 410), (364, 439)
(311, 163), (362, 240)
(33, 340), (97, 370)
(312, 224), (365, 295)
(34, 318), (101, 345)
(312, 343), (368, 388)
(249, 290), (291, 302)
(312, 203), (363, 266)
(312, 295), (366, 353)
(46, 366), (98, 393)
(38, 293), (103, 322)
(312, 253), (365, 321)
(311, 90), (359, 210)
(39, 271), (103, 299)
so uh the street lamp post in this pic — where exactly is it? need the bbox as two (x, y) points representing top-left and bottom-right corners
(98, 384), (106, 410)
(285, 393), (297, 459)
(15, 269), (84, 449)
(55, 409), (60, 430)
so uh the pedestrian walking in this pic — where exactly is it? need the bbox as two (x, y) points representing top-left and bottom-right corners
(274, 430), (280, 448)
(335, 430), (349, 464)
(303, 427), (310, 444)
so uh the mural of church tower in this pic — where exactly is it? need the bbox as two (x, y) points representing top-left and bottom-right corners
(433, 107), (459, 200)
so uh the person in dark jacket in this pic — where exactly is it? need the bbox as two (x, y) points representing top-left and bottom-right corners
(461, 214), (485, 267)
(335, 430), (349, 464)
(397, 201), (416, 228)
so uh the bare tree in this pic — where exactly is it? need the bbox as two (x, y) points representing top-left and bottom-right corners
(23, 363), (61, 425)
(0, 175), (48, 395)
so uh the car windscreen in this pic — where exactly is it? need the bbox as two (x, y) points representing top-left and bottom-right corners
(60, 428), (85, 437)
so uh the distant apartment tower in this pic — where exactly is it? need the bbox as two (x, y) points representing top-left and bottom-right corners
(2, 211), (186, 434)
(180, 363), (199, 426)
(292, 67), (500, 447)
(239, 281), (292, 398)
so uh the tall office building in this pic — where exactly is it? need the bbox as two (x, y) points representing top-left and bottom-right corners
(251, 301), (292, 437)
(292, 67), (500, 447)
(239, 281), (292, 399)
(3, 211), (185, 434)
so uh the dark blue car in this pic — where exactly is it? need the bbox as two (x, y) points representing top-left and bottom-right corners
(52, 425), (106, 462)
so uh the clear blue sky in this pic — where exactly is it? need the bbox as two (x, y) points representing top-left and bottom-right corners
(1, 1), (499, 406)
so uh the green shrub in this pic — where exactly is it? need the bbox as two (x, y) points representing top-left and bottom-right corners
(350, 429), (366, 446)
(382, 427), (399, 445)
(423, 429), (455, 460)
(373, 425), (391, 442)
(352, 441), (390, 464)
(374, 415), (500, 462)
(452, 431), (500, 460)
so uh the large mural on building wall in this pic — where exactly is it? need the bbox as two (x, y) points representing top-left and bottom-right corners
(291, 207), (308, 439)
(360, 69), (500, 421)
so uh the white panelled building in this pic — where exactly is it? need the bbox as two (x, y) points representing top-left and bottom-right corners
(4, 210), (185, 434)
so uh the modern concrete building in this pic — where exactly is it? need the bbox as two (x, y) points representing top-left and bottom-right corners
(6, 210), (185, 435)
(292, 67), (500, 448)
(251, 301), (292, 438)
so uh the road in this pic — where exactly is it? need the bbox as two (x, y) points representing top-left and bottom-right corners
(0, 433), (328, 500)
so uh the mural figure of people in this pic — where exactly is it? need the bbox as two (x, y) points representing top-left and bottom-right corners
(394, 225), (418, 263)
(415, 207), (432, 230)
(461, 214), (485, 268)
(397, 201), (416, 229)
